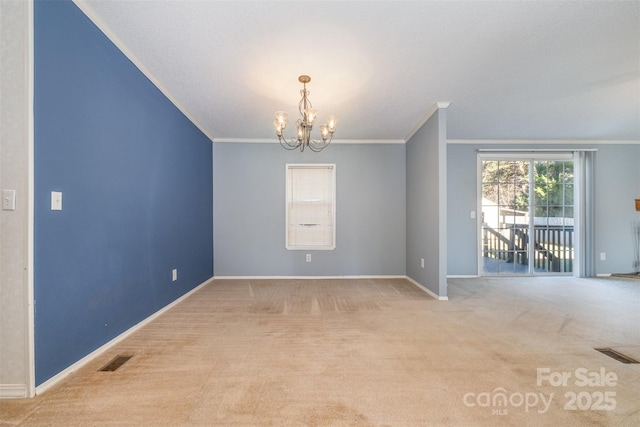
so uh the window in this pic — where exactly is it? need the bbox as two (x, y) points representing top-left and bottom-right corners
(286, 164), (336, 250)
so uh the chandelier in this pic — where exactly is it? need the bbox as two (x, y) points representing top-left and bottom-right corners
(274, 75), (337, 152)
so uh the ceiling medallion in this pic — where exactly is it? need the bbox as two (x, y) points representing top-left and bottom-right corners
(274, 75), (337, 152)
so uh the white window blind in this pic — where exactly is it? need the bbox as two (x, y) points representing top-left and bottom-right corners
(286, 164), (336, 250)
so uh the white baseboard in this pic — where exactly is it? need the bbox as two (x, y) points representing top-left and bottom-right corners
(36, 277), (213, 395)
(405, 277), (449, 301)
(213, 275), (407, 280)
(213, 275), (449, 300)
(0, 384), (29, 399)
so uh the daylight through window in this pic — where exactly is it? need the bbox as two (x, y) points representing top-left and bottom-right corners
(286, 164), (336, 250)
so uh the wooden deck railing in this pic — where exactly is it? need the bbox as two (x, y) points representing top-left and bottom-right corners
(482, 224), (574, 272)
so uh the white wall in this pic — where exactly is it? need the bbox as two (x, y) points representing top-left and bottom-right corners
(0, 0), (33, 398)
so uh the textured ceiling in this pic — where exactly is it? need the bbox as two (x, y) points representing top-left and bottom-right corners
(74, 0), (640, 143)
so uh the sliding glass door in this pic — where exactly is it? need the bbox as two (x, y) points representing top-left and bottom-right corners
(532, 160), (574, 273)
(480, 157), (574, 275)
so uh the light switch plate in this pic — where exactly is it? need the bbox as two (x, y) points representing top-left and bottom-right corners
(2, 190), (16, 210)
(51, 191), (62, 211)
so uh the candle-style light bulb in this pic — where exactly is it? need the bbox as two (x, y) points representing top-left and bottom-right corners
(326, 115), (338, 133)
(275, 111), (288, 128)
(296, 122), (304, 142)
(305, 109), (318, 126)
(320, 124), (329, 141)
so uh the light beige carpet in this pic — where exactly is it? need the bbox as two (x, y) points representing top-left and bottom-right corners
(1, 277), (639, 426)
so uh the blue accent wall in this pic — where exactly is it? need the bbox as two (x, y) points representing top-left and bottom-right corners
(34, 0), (213, 385)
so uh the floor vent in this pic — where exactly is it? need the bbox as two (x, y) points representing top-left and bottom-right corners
(595, 348), (639, 364)
(99, 355), (133, 372)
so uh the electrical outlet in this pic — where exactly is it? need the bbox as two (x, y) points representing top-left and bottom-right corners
(172, 269), (178, 281)
(600, 252), (606, 261)
(420, 258), (425, 268)
(306, 254), (312, 262)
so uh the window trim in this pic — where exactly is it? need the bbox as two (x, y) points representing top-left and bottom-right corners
(285, 163), (336, 251)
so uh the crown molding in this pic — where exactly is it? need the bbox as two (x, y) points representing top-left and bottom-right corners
(72, 0), (215, 143)
(326, 139), (406, 144)
(404, 102), (451, 143)
(447, 139), (640, 145)
(212, 138), (406, 144)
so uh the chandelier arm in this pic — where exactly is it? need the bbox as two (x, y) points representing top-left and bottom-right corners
(279, 137), (302, 150)
(307, 136), (332, 152)
(307, 143), (324, 153)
